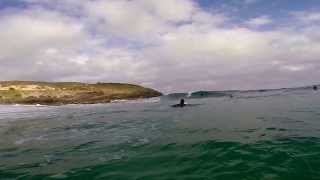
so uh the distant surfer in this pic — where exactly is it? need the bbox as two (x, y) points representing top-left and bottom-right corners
(313, 86), (318, 91)
(172, 99), (186, 108)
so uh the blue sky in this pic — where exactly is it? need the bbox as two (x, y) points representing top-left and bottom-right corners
(2, 0), (320, 12)
(0, 0), (320, 92)
(0, 0), (26, 9)
(199, 0), (320, 28)
(199, 0), (320, 16)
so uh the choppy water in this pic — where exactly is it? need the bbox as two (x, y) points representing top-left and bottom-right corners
(1, 87), (320, 179)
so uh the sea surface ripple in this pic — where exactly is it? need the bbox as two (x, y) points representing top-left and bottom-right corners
(1, 88), (320, 179)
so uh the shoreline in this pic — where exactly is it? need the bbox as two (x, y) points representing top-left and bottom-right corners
(0, 96), (162, 107)
(0, 96), (162, 106)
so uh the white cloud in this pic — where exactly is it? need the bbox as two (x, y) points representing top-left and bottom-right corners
(1, 1), (320, 92)
(280, 65), (306, 72)
(246, 15), (272, 27)
(0, 9), (83, 58)
(292, 12), (320, 23)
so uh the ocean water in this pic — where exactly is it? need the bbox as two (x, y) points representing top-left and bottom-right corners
(1, 87), (320, 180)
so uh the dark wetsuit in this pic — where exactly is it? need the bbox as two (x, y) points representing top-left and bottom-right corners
(172, 99), (186, 108)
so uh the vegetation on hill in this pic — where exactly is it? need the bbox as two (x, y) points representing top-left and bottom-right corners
(0, 81), (162, 105)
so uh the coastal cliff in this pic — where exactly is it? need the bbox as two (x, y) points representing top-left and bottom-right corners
(0, 81), (162, 105)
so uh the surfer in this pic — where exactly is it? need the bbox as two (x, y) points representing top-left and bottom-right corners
(313, 86), (318, 91)
(172, 99), (186, 108)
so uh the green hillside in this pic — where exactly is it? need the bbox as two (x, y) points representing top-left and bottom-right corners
(0, 81), (162, 105)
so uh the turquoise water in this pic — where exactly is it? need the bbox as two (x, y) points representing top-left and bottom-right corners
(1, 87), (320, 179)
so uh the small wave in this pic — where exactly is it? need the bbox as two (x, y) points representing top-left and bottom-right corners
(15, 135), (47, 145)
(165, 91), (229, 99)
(191, 91), (228, 98)
(165, 84), (318, 100)
(111, 97), (161, 104)
(50, 173), (68, 179)
(132, 138), (150, 147)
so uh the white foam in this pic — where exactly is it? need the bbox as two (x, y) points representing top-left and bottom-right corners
(15, 135), (47, 145)
(111, 99), (129, 103)
(111, 97), (161, 104)
(10, 104), (47, 107)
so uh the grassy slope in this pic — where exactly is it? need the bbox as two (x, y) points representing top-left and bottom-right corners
(0, 81), (162, 105)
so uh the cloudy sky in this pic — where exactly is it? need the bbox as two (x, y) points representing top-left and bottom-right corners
(1, 0), (320, 92)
